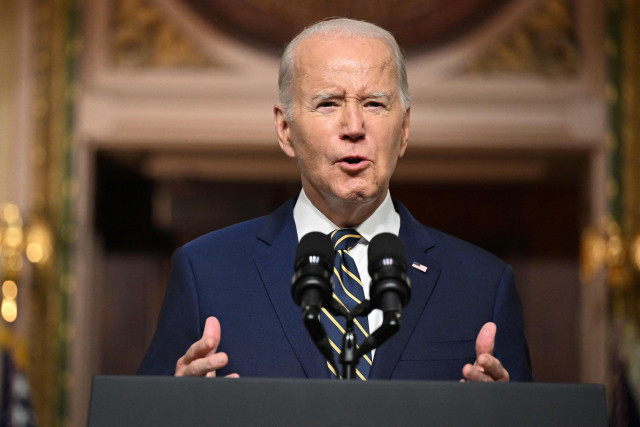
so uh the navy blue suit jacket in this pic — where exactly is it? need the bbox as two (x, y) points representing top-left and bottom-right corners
(138, 198), (532, 381)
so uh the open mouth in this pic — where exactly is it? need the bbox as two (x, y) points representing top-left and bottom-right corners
(342, 157), (365, 164)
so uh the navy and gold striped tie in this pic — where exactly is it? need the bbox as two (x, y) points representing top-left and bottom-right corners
(321, 229), (373, 380)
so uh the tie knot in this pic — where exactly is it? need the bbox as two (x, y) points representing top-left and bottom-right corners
(331, 229), (362, 251)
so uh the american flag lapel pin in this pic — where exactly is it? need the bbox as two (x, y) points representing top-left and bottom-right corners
(412, 262), (428, 273)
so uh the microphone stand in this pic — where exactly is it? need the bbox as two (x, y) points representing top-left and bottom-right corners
(321, 299), (402, 380)
(300, 303), (340, 377)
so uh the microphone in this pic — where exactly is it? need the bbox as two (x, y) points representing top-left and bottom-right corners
(291, 232), (338, 372)
(353, 233), (411, 361)
(291, 232), (334, 309)
(368, 233), (411, 314)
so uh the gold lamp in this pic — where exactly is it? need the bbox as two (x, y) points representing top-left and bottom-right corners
(0, 202), (53, 323)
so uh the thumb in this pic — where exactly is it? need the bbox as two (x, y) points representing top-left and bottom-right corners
(475, 322), (496, 357)
(203, 316), (222, 354)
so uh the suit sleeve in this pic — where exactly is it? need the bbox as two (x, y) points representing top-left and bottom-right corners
(492, 264), (533, 382)
(137, 247), (202, 375)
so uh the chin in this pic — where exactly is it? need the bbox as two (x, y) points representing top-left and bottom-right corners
(335, 186), (377, 204)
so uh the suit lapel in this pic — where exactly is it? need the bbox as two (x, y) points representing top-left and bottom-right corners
(253, 198), (329, 379)
(369, 200), (442, 379)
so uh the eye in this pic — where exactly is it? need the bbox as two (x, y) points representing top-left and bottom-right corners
(315, 100), (339, 113)
(365, 100), (386, 109)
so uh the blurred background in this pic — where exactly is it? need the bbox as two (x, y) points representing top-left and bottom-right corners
(0, 0), (639, 425)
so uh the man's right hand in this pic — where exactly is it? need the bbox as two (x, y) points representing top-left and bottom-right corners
(175, 316), (239, 378)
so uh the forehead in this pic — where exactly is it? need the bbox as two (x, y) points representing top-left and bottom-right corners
(293, 35), (397, 93)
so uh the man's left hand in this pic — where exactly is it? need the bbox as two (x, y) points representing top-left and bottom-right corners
(462, 322), (510, 382)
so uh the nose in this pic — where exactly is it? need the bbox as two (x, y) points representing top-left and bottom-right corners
(339, 101), (365, 142)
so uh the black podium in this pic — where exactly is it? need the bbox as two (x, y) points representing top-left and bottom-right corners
(87, 376), (607, 427)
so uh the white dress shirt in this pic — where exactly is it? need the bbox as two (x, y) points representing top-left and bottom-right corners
(293, 189), (401, 359)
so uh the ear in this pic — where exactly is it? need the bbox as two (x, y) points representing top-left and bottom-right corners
(274, 104), (296, 158)
(398, 107), (410, 158)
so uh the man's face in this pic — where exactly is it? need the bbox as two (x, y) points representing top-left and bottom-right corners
(276, 35), (410, 208)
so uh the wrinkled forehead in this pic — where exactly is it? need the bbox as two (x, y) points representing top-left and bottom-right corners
(292, 35), (397, 86)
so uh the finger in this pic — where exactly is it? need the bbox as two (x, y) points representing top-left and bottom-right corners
(202, 316), (222, 352)
(477, 354), (509, 382)
(206, 372), (240, 378)
(180, 352), (229, 377)
(181, 353), (227, 377)
(462, 363), (492, 382)
(178, 339), (213, 372)
(182, 317), (222, 365)
(475, 322), (496, 358)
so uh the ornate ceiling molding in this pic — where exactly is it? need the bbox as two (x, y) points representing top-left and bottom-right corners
(463, 0), (579, 77)
(110, 0), (218, 68)
(179, 0), (512, 52)
(80, 0), (605, 152)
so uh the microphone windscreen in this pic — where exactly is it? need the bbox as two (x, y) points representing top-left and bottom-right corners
(295, 232), (334, 266)
(368, 233), (407, 273)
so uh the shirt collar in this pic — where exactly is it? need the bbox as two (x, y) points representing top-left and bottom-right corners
(293, 188), (400, 243)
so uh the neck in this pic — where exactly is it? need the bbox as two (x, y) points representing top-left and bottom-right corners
(302, 181), (387, 229)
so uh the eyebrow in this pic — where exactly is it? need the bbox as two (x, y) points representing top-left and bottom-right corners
(311, 91), (391, 103)
(366, 91), (390, 99)
(311, 92), (341, 103)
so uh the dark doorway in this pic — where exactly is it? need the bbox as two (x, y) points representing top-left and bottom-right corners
(94, 149), (587, 382)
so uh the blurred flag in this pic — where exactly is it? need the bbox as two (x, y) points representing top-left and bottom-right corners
(0, 349), (37, 427)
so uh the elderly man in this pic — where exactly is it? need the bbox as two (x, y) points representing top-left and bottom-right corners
(138, 18), (532, 382)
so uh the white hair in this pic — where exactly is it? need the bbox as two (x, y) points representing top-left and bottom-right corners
(278, 18), (411, 121)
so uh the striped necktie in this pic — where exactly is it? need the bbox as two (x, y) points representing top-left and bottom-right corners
(321, 229), (373, 380)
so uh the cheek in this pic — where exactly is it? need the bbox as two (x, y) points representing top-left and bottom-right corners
(298, 140), (324, 162)
(295, 126), (334, 166)
(371, 128), (401, 162)
(294, 141), (330, 178)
